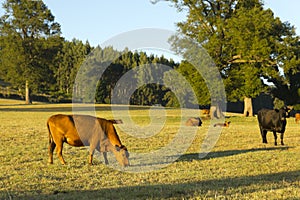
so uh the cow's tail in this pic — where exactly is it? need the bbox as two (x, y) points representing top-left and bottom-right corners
(47, 120), (53, 144)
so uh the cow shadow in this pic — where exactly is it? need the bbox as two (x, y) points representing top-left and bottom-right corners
(121, 146), (292, 168)
(177, 146), (292, 162)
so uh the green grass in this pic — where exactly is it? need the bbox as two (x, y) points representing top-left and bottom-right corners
(0, 99), (299, 199)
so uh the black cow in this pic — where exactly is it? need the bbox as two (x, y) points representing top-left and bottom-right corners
(257, 107), (290, 146)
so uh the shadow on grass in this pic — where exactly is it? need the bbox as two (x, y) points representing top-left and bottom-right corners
(178, 146), (292, 162)
(0, 104), (159, 112)
(4, 170), (300, 199)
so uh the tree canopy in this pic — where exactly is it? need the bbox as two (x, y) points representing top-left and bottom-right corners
(0, 0), (299, 111)
(0, 0), (63, 103)
(167, 0), (300, 114)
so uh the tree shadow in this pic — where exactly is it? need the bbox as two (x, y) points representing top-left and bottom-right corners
(5, 170), (299, 199)
(0, 104), (158, 112)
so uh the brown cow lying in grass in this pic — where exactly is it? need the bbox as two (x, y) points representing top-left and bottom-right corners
(201, 109), (210, 116)
(185, 117), (202, 126)
(213, 121), (231, 127)
(47, 114), (129, 167)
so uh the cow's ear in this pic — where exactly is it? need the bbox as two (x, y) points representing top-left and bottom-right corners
(115, 145), (121, 151)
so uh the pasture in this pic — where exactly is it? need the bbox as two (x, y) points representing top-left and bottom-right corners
(0, 99), (299, 199)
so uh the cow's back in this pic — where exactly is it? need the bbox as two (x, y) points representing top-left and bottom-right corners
(71, 115), (104, 142)
(48, 114), (77, 133)
(258, 109), (269, 125)
(258, 108), (278, 121)
(48, 114), (103, 146)
(48, 114), (97, 134)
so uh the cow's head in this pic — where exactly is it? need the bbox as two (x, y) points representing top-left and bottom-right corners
(225, 121), (231, 127)
(196, 117), (202, 126)
(280, 106), (293, 120)
(114, 145), (130, 167)
(286, 106), (293, 117)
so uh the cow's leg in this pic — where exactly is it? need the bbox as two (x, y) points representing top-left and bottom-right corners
(280, 133), (285, 145)
(273, 131), (278, 146)
(48, 141), (56, 164)
(103, 152), (109, 165)
(95, 145), (108, 165)
(89, 144), (97, 165)
(89, 150), (94, 165)
(261, 129), (268, 144)
(56, 140), (66, 165)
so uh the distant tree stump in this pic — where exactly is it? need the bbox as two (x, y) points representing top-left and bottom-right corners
(243, 97), (253, 117)
(210, 104), (224, 119)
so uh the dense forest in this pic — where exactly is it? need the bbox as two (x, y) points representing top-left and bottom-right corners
(0, 0), (300, 116)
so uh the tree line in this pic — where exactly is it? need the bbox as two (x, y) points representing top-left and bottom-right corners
(1, 0), (300, 116)
(0, 0), (181, 107)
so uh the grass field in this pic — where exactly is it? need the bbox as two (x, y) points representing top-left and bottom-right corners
(0, 99), (299, 199)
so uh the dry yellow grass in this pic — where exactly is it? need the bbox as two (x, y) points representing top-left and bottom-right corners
(0, 99), (299, 199)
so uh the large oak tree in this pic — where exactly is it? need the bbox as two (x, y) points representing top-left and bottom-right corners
(0, 0), (62, 104)
(163, 0), (299, 115)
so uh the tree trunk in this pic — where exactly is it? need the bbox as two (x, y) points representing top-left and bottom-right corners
(210, 103), (224, 119)
(25, 80), (32, 104)
(243, 97), (253, 117)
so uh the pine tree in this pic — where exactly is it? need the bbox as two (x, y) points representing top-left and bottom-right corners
(55, 39), (92, 99)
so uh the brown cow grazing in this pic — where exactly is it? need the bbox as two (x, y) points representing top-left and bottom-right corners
(47, 114), (129, 167)
(295, 113), (300, 124)
(185, 117), (202, 126)
(214, 121), (231, 127)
